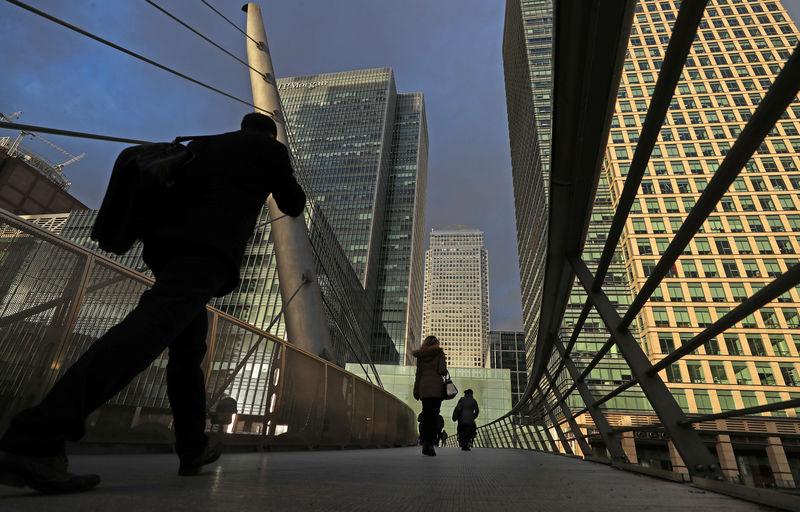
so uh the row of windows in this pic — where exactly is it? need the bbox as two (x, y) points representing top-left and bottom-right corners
(630, 214), (798, 238)
(648, 305), (800, 329)
(634, 175), (800, 196)
(664, 359), (799, 389)
(655, 331), (800, 358)
(630, 193), (800, 215)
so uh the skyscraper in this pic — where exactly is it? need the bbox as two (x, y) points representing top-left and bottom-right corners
(422, 228), (490, 368)
(605, 0), (800, 423)
(212, 68), (428, 365)
(505, 0), (800, 483)
(503, 0), (634, 406)
(502, 0), (552, 373)
(488, 330), (528, 406)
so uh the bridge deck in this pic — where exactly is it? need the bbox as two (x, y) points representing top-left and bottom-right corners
(0, 447), (767, 511)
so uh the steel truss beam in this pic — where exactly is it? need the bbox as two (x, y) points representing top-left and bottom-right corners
(571, 256), (724, 480)
(551, 337), (628, 462)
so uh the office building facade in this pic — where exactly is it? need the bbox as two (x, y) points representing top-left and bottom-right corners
(606, 0), (800, 420)
(422, 228), (490, 368)
(503, 0), (636, 410)
(213, 68), (427, 366)
(488, 330), (528, 406)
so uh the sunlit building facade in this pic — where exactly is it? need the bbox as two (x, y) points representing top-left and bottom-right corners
(606, 0), (800, 419)
(586, 0), (800, 484)
(422, 228), (490, 368)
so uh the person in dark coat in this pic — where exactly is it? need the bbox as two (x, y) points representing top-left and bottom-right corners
(412, 335), (447, 456)
(453, 389), (479, 451)
(0, 113), (306, 494)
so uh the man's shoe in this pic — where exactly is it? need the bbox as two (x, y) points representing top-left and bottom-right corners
(461, 447), (471, 451)
(422, 444), (437, 457)
(0, 450), (100, 494)
(178, 445), (221, 476)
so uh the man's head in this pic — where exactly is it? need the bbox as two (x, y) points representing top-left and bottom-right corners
(464, 389), (473, 396)
(241, 112), (277, 138)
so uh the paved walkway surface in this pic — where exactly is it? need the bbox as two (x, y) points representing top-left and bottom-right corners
(0, 447), (772, 511)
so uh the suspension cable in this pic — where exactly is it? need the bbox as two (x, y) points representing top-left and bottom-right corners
(200, 0), (260, 47)
(0, 121), (150, 145)
(5, 0), (267, 115)
(142, 0), (269, 81)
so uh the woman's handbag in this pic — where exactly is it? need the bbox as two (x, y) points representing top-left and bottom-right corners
(443, 372), (458, 400)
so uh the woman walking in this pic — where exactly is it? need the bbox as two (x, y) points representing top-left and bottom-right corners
(412, 335), (448, 456)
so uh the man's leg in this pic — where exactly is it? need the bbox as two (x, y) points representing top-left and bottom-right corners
(0, 251), (226, 492)
(166, 308), (221, 475)
(167, 308), (210, 459)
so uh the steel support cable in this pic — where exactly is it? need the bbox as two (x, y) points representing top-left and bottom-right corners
(619, 42), (800, 331)
(0, 121), (149, 145)
(592, 0), (708, 291)
(143, 0), (270, 82)
(5, 0), (268, 116)
(200, 0), (260, 48)
(304, 231), (382, 386)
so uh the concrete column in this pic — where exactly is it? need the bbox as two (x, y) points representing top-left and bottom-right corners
(242, 4), (335, 362)
(668, 440), (689, 475)
(714, 434), (740, 482)
(765, 436), (796, 488)
(621, 431), (638, 464)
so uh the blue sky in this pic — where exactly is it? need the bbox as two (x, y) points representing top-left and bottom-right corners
(2, 1), (800, 332)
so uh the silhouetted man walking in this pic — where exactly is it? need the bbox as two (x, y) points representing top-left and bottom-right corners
(0, 113), (306, 493)
(453, 389), (479, 451)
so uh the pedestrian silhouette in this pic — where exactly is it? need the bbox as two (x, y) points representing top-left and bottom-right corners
(452, 389), (479, 451)
(0, 113), (306, 493)
(412, 335), (448, 457)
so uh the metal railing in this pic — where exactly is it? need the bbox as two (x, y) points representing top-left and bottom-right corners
(469, 1), (800, 509)
(0, 209), (416, 449)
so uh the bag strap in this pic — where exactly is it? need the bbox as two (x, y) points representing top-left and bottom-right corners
(172, 135), (205, 144)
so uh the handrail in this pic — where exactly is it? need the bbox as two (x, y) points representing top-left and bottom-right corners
(0, 208), (415, 448)
(478, 0), (800, 507)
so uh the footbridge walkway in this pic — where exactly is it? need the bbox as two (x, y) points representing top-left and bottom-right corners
(0, 447), (769, 511)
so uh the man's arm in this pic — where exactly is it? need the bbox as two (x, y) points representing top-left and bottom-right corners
(271, 142), (306, 217)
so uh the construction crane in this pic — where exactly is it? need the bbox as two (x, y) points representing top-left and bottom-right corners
(0, 110), (85, 171)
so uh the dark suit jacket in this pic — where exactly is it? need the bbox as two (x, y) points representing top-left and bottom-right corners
(143, 129), (306, 296)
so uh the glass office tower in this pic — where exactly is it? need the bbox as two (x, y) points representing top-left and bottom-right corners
(372, 93), (428, 365)
(212, 68), (428, 365)
(502, 0), (552, 373)
(488, 330), (528, 406)
(503, 0), (635, 412)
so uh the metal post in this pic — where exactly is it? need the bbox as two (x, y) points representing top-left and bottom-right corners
(552, 336), (628, 462)
(546, 409), (573, 455)
(541, 423), (559, 453)
(571, 256), (724, 480)
(544, 368), (592, 455)
(242, 3), (334, 361)
(504, 419), (515, 448)
(519, 420), (533, 450)
(533, 426), (548, 451)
